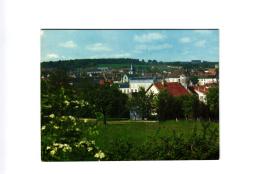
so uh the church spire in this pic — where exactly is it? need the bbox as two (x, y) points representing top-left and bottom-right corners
(129, 64), (134, 75)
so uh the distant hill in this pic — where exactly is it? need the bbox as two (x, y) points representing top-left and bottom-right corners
(41, 58), (141, 70)
(41, 58), (218, 70)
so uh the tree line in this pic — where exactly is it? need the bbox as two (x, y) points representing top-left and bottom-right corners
(41, 58), (218, 71)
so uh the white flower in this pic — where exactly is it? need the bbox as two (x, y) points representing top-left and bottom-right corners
(87, 147), (93, 152)
(46, 146), (51, 150)
(53, 125), (59, 129)
(50, 149), (56, 156)
(62, 145), (72, 152)
(49, 114), (55, 118)
(41, 125), (46, 130)
(94, 150), (105, 159)
(68, 116), (76, 121)
(64, 100), (70, 106)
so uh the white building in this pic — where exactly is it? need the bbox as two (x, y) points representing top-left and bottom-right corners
(165, 77), (180, 83)
(198, 78), (218, 86)
(179, 74), (189, 89)
(129, 78), (154, 93)
(118, 76), (154, 94)
(193, 85), (211, 103)
(122, 74), (129, 83)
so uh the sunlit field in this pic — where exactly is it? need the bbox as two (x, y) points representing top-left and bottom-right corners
(93, 120), (219, 150)
(41, 116), (219, 161)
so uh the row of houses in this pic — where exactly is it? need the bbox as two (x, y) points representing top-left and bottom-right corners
(117, 72), (218, 104)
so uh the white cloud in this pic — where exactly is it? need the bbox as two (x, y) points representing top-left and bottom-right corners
(195, 40), (206, 47)
(85, 43), (112, 52)
(179, 37), (191, 43)
(135, 43), (172, 51)
(134, 32), (166, 43)
(46, 53), (59, 59)
(43, 53), (59, 61)
(193, 30), (212, 34)
(59, 40), (77, 48)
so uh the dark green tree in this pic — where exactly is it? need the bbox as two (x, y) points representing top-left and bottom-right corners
(156, 90), (172, 121)
(94, 83), (129, 125)
(180, 95), (199, 120)
(190, 76), (198, 85)
(206, 87), (219, 121)
(129, 87), (154, 120)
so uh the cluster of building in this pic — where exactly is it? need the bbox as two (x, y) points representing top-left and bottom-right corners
(114, 64), (218, 105)
(41, 62), (219, 105)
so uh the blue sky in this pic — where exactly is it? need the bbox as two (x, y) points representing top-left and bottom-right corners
(41, 29), (219, 62)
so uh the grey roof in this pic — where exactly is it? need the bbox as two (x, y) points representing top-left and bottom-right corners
(130, 77), (155, 80)
(118, 83), (129, 88)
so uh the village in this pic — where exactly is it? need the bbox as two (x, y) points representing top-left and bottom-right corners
(41, 59), (219, 120)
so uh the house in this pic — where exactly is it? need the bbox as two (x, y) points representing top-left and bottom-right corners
(165, 76), (180, 83)
(198, 77), (218, 86)
(165, 74), (189, 88)
(204, 68), (217, 76)
(129, 77), (154, 93)
(121, 74), (130, 83)
(118, 74), (154, 94)
(118, 83), (130, 94)
(147, 81), (190, 97)
(99, 79), (113, 86)
(193, 85), (210, 103)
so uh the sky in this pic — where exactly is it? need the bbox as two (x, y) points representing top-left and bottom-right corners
(41, 29), (219, 62)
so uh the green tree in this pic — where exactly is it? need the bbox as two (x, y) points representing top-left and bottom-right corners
(180, 95), (199, 120)
(94, 83), (129, 124)
(129, 87), (154, 120)
(156, 90), (172, 121)
(206, 87), (219, 121)
(190, 76), (198, 85)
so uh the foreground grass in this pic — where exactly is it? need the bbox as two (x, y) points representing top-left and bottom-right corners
(82, 119), (219, 159)
(42, 117), (219, 160)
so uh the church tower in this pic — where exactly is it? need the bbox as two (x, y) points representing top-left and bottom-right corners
(129, 64), (134, 75)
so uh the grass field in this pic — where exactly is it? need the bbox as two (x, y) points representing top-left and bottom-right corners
(82, 120), (219, 153)
(42, 117), (219, 160)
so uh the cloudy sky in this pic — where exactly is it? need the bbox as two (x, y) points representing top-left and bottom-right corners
(41, 29), (219, 62)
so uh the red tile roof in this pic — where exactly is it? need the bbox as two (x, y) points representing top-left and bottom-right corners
(194, 83), (216, 94)
(194, 85), (211, 94)
(154, 82), (189, 96)
(99, 79), (105, 85)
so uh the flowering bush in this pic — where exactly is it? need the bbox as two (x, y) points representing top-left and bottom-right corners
(41, 114), (105, 161)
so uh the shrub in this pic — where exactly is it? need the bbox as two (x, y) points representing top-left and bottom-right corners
(41, 114), (106, 161)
